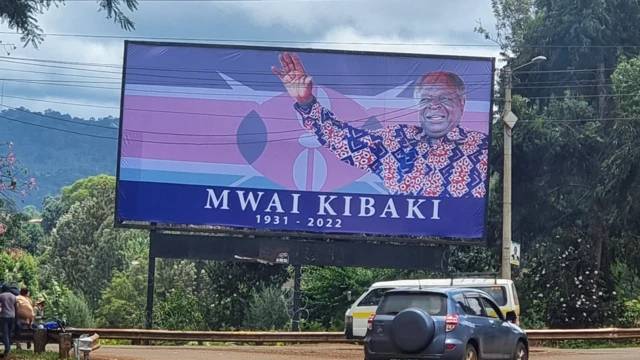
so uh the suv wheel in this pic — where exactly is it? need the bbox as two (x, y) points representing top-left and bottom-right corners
(465, 344), (477, 360)
(514, 341), (527, 360)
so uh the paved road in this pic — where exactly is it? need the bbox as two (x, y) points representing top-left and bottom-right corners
(90, 345), (640, 360)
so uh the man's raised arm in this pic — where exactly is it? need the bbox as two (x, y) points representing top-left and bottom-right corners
(272, 52), (393, 175)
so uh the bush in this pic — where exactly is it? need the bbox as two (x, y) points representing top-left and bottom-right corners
(63, 292), (95, 328)
(155, 284), (205, 331)
(243, 286), (289, 331)
(0, 248), (39, 292)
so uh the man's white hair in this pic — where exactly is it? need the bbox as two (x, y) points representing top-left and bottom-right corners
(413, 71), (466, 102)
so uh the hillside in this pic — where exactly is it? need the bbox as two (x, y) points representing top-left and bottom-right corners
(1, 107), (118, 208)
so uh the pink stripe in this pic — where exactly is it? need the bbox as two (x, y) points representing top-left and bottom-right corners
(120, 95), (490, 165)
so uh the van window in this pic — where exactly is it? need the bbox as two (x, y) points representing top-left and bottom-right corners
(358, 288), (392, 307)
(511, 283), (520, 306)
(468, 286), (507, 306)
(377, 292), (447, 316)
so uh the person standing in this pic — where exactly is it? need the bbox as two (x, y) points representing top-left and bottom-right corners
(0, 285), (17, 358)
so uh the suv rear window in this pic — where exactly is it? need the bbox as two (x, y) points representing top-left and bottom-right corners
(377, 292), (447, 316)
(468, 286), (507, 306)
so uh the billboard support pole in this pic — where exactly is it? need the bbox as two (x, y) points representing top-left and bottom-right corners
(291, 265), (302, 331)
(146, 227), (157, 334)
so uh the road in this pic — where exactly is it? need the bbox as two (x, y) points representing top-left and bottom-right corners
(90, 344), (640, 360)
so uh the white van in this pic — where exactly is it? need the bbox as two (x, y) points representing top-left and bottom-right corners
(344, 278), (520, 339)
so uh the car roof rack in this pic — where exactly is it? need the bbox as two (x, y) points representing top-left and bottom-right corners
(449, 272), (500, 285)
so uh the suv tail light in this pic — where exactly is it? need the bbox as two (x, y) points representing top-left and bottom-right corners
(367, 313), (376, 330)
(445, 314), (459, 332)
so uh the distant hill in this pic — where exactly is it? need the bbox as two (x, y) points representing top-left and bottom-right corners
(1, 107), (118, 208)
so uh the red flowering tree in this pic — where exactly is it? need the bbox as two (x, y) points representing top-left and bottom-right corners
(0, 142), (37, 242)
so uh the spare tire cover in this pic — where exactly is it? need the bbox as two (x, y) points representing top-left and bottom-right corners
(390, 308), (435, 353)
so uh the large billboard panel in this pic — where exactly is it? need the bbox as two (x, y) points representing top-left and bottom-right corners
(116, 41), (494, 240)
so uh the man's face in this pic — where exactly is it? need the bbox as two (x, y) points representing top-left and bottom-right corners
(417, 83), (465, 138)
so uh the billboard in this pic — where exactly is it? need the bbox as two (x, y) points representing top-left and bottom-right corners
(116, 41), (494, 240)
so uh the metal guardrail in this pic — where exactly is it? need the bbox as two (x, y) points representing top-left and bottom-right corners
(526, 328), (640, 340)
(65, 329), (349, 343)
(62, 328), (640, 343)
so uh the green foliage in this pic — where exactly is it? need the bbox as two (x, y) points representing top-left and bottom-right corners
(10, 349), (59, 360)
(42, 279), (69, 321)
(96, 261), (148, 329)
(1, 0), (138, 48)
(0, 248), (39, 292)
(40, 175), (149, 310)
(155, 284), (205, 331)
(302, 267), (399, 329)
(60, 174), (116, 210)
(243, 286), (289, 331)
(200, 262), (289, 330)
(62, 292), (96, 328)
(40, 196), (64, 235)
(16, 221), (45, 255)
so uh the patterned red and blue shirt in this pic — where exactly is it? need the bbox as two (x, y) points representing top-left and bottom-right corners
(294, 98), (489, 198)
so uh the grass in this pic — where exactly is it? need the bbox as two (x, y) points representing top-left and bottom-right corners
(6, 350), (59, 360)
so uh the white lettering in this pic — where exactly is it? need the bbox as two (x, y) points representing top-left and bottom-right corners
(236, 191), (264, 211)
(265, 193), (285, 213)
(359, 197), (376, 217)
(431, 200), (441, 220)
(380, 198), (400, 218)
(318, 195), (338, 215)
(291, 193), (301, 214)
(204, 189), (230, 209)
(343, 196), (352, 216)
(407, 199), (426, 219)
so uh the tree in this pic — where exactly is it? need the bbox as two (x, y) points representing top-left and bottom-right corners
(60, 174), (115, 210)
(41, 196), (64, 234)
(473, 0), (640, 328)
(42, 175), (147, 309)
(96, 258), (148, 329)
(199, 262), (289, 330)
(1, 0), (139, 48)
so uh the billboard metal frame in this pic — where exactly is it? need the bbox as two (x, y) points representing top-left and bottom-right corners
(114, 40), (496, 246)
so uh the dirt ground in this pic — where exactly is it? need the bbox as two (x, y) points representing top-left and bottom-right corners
(87, 344), (640, 360)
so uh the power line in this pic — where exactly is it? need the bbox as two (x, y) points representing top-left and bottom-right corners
(4, 103), (640, 145)
(4, 30), (640, 49)
(0, 114), (116, 140)
(1, 83), (489, 138)
(0, 55), (620, 77)
(0, 63), (616, 88)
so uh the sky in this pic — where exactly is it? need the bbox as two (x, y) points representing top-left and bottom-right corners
(0, 0), (502, 119)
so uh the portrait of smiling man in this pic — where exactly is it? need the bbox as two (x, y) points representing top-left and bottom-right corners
(272, 52), (489, 198)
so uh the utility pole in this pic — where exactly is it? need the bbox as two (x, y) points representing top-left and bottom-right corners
(500, 56), (547, 280)
(501, 66), (513, 280)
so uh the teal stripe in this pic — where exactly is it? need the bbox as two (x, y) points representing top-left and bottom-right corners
(119, 168), (286, 189)
(119, 169), (386, 194)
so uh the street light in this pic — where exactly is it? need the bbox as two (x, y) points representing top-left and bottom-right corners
(500, 56), (547, 280)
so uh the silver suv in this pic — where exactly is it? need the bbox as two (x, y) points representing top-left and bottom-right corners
(364, 287), (528, 360)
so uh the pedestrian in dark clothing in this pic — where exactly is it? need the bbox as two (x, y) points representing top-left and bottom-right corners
(0, 284), (17, 357)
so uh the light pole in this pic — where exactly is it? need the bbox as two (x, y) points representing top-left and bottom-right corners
(501, 56), (547, 280)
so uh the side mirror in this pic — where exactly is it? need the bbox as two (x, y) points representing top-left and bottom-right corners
(505, 311), (518, 323)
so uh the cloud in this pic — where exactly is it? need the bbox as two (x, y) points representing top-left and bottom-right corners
(311, 26), (501, 59)
(0, 0), (499, 120)
(216, 0), (496, 41)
